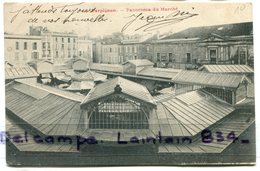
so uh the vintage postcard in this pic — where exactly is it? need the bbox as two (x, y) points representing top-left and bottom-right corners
(3, 1), (255, 166)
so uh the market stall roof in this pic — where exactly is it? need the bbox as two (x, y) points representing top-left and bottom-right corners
(199, 65), (254, 74)
(158, 113), (254, 153)
(90, 63), (123, 73)
(137, 67), (181, 79)
(122, 59), (154, 67)
(81, 76), (156, 107)
(151, 90), (235, 137)
(172, 70), (249, 89)
(6, 80), (85, 136)
(5, 63), (38, 80)
(72, 70), (107, 82)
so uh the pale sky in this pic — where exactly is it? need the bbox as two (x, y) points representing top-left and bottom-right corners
(4, 2), (253, 37)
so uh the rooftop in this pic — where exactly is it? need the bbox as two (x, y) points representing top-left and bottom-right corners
(5, 80), (85, 136)
(81, 76), (156, 107)
(172, 70), (248, 89)
(123, 59), (154, 67)
(163, 22), (253, 40)
(90, 63), (123, 73)
(152, 90), (235, 137)
(137, 67), (181, 79)
(5, 63), (39, 80)
(199, 65), (254, 74)
(72, 70), (107, 82)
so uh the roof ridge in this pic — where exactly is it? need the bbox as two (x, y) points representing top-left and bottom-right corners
(16, 80), (84, 102)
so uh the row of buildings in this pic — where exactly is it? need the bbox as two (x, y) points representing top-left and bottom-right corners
(4, 26), (93, 65)
(94, 22), (253, 69)
(4, 22), (253, 70)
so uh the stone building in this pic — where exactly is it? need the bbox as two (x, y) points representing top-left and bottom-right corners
(152, 22), (253, 69)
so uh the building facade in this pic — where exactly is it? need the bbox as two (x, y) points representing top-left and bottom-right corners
(152, 22), (254, 69)
(78, 37), (93, 63)
(41, 31), (78, 64)
(4, 34), (42, 65)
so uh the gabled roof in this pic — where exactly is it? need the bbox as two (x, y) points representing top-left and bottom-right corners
(172, 70), (248, 89)
(163, 22), (253, 40)
(123, 59), (154, 67)
(72, 70), (107, 82)
(152, 90), (235, 137)
(199, 65), (254, 74)
(137, 67), (181, 79)
(5, 80), (85, 136)
(5, 64), (39, 80)
(81, 76), (156, 107)
(159, 112), (254, 153)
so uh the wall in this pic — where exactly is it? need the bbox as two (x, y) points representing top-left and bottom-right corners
(4, 35), (42, 65)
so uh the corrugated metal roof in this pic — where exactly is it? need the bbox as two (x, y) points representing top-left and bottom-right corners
(199, 65), (254, 74)
(137, 67), (181, 79)
(123, 59), (154, 67)
(6, 81), (85, 136)
(81, 76), (156, 106)
(6, 117), (78, 152)
(158, 113), (254, 153)
(152, 90), (235, 137)
(90, 63), (123, 73)
(5, 65), (38, 80)
(172, 70), (246, 89)
(72, 70), (107, 82)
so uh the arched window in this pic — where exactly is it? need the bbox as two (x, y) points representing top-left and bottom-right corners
(88, 95), (149, 129)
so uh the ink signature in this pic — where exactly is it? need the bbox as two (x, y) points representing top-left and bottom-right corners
(121, 10), (199, 32)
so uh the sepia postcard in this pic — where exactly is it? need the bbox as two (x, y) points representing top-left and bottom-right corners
(3, 1), (255, 166)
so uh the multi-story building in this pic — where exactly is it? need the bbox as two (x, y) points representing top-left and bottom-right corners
(120, 34), (156, 62)
(78, 36), (93, 63)
(4, 34), (42, 65)
(41, 31), (78, 64)
(152, 22), (253, 69)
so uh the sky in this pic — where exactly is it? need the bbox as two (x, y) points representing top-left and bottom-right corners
(3, 2), (252, 37)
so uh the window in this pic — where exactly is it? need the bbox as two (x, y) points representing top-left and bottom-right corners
(169, 53), (175, 62)
(55, 37), (58, 42)
(15, 42), (19, 50)
(110, 48), (112, 53)
(33, 42), (37, 50)
(157, 53), (160, 61)
(209, 49), (217, 64)
(62, 38), (64, 43)
(68, 38), (70, 43)
(79, 51), (82, 56)
(62, 44), (64, 49)
(47, 42), (50, 49)
(89, 95), (149, 129)
(73, 38), (76, 43)
(204, 87), (233, 104)
(24, 42), (27, 50)
(132, 46), (135, 53)
(56, 51), (59, 58)
(186, 53), (191, 63)
(42, 42), (46, 49)
(239, 50), (247, 64)
(161, 53), (167, 62)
